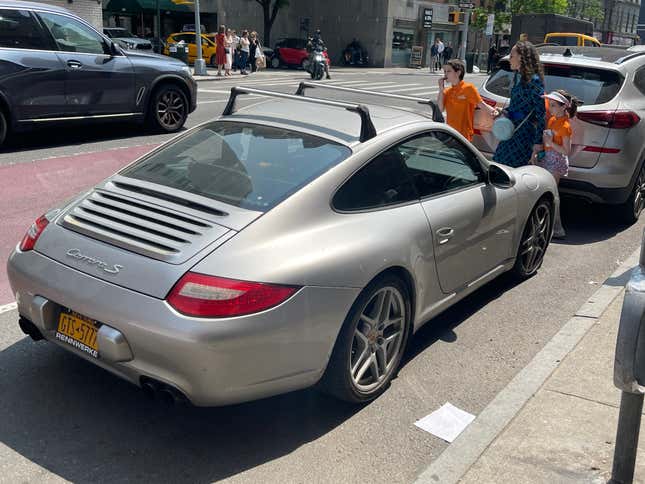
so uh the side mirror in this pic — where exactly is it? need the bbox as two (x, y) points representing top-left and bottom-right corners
(110, 41), (122, 56)
(488, 163), (515, 188)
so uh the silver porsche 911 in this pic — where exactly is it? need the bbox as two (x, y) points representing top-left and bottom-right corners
(7, 84), (558, 406)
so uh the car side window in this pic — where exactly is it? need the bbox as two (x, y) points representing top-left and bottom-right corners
(584, 39), (596, 47)
(333, 147), (418, 211)
(635, 68), (645, 96)
(399, 131), (484, 198)
(0, 9), (50, 50)
(39, 12), (107, 55)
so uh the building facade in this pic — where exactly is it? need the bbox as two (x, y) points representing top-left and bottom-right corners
(601, 0), (641, 45)
(40, 0), (103, 29)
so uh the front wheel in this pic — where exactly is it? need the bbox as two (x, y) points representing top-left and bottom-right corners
(320, 275), (411, 403)
(301, 58), (311, 71)
(270, 56), (281, 69)
(147, 85), (188, 133)
(618, 161), (645, 224)
(513, 199), (552, 278)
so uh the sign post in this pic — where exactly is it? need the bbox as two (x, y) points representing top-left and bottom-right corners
(423, 8), (433, 29)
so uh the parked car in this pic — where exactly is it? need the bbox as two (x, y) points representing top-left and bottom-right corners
(0, 1), (197, 148)
(543, 32), (601, 47)
(164, 32), (217, 66)
(8, 84), (557, 407)
(474, 45), (645, 223)
(271, 37), (328, 69)
(103, 27), (152, 51)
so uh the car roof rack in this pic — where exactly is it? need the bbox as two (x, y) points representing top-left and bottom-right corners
(221, 86), (377, 142)
(295, 82), (445, 123)
(615, 50), (645, 64)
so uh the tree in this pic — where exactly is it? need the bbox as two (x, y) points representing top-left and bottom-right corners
(247, 0), (290, 46)
(508, 0), (567, 15)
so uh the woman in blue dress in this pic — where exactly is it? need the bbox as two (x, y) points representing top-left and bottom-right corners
(494, 42), (546, 167)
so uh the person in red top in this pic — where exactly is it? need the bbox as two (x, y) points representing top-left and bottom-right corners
(214, 25), (227, 77)
(437, 59), (497, 141)
(531, 89), (579, 238)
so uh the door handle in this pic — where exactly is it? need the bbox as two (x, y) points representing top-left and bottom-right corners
(67, 60), (82, 69)
(437, 227), (454, 245)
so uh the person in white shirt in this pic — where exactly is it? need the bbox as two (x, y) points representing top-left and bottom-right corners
(230, 29), (240, 71)
(435, 38), (445, 70)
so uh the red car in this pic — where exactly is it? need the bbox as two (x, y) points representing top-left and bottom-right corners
(271, 37), (329, 69)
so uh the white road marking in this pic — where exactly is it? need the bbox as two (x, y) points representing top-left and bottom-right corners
(382, 86), (438, 93)
(0, 302), (17, 314)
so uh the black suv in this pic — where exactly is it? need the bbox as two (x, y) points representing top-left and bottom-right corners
(0, 1), (197, 148)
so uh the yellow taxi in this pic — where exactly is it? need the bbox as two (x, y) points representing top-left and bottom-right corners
(544, 32), (601, 47)
(164, 32), (218, 65)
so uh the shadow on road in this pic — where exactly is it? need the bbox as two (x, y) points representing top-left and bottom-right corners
(555, 197), (632, 246)
(0, 338), (362, 482)
(0, 123), (176, 154)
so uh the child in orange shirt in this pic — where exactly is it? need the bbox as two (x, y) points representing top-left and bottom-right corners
(533, 89), (579, 238)
(437, 59), (497, 141)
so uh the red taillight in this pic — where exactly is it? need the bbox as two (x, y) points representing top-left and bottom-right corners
(167, 272), (300, 318)
(582, 146), (621, 154)
(577, 110), (640, 129)
(481, 96), (497, 107)
(19, 214), (49, 251)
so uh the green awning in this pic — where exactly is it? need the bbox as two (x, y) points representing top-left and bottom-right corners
(105, 0), (190, 14)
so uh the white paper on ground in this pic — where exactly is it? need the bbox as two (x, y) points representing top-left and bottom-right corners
(414, 402), (476, 443)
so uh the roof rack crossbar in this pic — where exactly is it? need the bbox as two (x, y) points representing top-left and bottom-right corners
(221, 86), (377, 142)
(616, 51), (645, 64)
(295, 82), (445, 123)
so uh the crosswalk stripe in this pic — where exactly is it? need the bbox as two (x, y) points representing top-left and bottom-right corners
(378, 83), (424, 91)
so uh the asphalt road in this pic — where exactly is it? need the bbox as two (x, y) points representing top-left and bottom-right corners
(0, 67), (643, 483)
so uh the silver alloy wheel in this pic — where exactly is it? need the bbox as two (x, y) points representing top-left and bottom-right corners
(518, 203), (551, 274)
(156, 90), (186, 131)
(271, 56), (280, 68)
(350, 286), (406, 393)
(633, 164), (645, 218)
(301, 58), (310, 71)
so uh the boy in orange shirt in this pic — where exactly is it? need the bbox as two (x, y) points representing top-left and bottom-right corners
(437, 59), (497, 141)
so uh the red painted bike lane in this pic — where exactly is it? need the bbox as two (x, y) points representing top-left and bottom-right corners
(0, 144), (157, 305)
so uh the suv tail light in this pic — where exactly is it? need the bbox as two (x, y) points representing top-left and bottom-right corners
(167, 272), (300, 318)
(19, 214), (49, 251)
(481, 96), (497, 107)
(577, 110), (640, 129)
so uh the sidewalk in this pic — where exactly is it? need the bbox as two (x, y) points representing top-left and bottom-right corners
(459, 290), (645, 483)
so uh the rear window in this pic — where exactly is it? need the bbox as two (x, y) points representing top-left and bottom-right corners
(120, 122), (351, 212)
(547, 36), (579, 46)
(485, 63), (623, 105)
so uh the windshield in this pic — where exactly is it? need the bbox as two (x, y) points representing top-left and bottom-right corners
(485, 63), (623, 105)
(106, 29), (134, 38)
(120, 122), (352, 212)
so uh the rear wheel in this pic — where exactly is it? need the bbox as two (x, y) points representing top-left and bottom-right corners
(0, 109), (7, 148)
(513, 199), (552, 278)
(210, 54), (217, 67)
(320, 275), (411, 403)
(271, 56), (281, 69)
(147, 84), (188, 133)
(618, 162), (645, 224)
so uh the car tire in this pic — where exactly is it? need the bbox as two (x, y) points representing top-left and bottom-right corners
(210, 54), (217, 67)
(0, 109), (7, 149)
(618, 161), (645, 225)
(271, 56), (281, 69)
(512, 198), (552, 278)
(320, 274), (411, 403)
(147, 84), (188, 133)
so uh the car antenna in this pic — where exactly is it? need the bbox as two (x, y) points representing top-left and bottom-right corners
(563, 48), (573, 57)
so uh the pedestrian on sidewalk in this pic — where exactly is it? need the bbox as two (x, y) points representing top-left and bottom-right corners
(224, 29), (233, 76)
(249, 31), (259, 73)
(239, 30), (250, 75)
(430, 42), (438, 72)
(437, 58), (498, 141)
(214, 25), (227, 77)
(493, 41), (546, 169)
(231, 29), (240, 71)
(436, 37), (445, 69)
(531, 89), (579, 238)
(443, 42), (453, 64)
(487, 44), (497, 73)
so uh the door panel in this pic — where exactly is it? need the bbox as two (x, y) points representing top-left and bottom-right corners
(0, 8), (67, 120)
(399, 130), (517, 293)
(38, 11), (136, 115)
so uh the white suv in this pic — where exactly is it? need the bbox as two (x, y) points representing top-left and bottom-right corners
(474, 46), (645, 223)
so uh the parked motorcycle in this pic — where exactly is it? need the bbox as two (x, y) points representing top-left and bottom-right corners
(342, 39), (369, 66)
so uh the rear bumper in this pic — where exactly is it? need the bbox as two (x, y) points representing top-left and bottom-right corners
(558, 178), (632, 204)
(7, 248), (359, 406)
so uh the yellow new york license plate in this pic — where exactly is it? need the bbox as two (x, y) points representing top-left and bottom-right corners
(56, 311), (99, 358)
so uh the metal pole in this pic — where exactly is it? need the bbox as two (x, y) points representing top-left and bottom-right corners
(193, 0), (207, 75)
(155, 0), (160, 53)
(459, 9), (469, 62)
(610, 392), (644, 484)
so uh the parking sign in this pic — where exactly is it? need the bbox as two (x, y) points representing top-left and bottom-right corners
(423, 8), (433, 29)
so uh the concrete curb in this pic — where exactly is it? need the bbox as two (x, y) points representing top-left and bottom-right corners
(414, 247), (641, 484)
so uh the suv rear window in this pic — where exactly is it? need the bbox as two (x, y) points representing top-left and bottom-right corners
(121, 122), (351, 212)
(485, 63), (623, 106)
